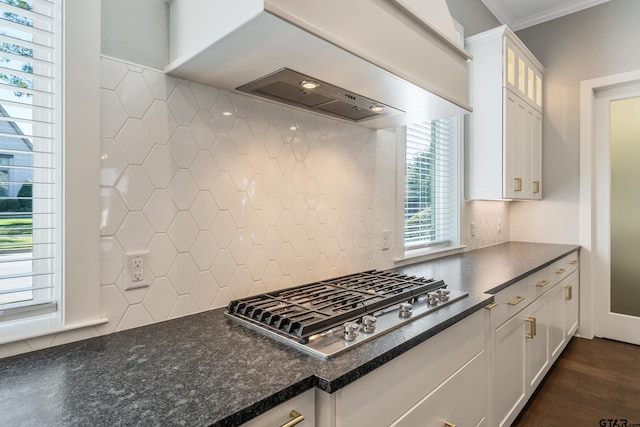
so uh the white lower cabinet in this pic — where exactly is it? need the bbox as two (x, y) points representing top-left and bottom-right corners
(243, 253), (579, 427)
(494, 312), (526, 427)
(390, 350), (487, 427)
(240, 388), (315, 427)
(489, 253), (580, 427)
(525, 296), (550, 391)
(316, 309), (489, 427)
(564, 271), (579, 339)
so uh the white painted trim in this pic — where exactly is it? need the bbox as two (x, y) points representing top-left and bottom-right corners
(579, 68), (640, 340)
(482, 0), (611, 31)
(0, 317), (108, 346)
(62, 1), (101, 326)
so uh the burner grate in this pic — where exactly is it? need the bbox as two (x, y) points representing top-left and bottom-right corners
(226, 270), (444, 342)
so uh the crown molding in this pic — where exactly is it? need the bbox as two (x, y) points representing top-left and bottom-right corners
(481, 0), (611, 31)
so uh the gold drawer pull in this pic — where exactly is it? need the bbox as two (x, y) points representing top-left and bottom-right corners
(536, 280), (550, 288)
(508, 295), (525, 306)
(569, 260), (578, 265)
(281, 410), (305, 427)
(485, 301), (498, 310)
(555, 268), (566, 275)
(565, 285), (573, 301)
(514, 177), (522, 191)
(525, 316), (537, 338)
(533, 180), (540, 193)
(445, 422), (457, 427)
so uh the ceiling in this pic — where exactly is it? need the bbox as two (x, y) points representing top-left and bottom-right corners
(480, 0), (611, 30)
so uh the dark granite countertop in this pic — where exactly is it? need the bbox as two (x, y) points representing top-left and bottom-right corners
(0, 242), (579, 427)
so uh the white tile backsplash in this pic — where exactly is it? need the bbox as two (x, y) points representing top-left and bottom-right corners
(464, 200), (510, 250)
(98, 57), (398, 332)
(0, 56), (509, 358)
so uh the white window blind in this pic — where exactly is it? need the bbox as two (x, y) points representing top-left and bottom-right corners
(404, 117), (457, 251)
(0, 0), (59, 322)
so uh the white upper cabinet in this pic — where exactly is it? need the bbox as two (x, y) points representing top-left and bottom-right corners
(465, 25), (544, 200)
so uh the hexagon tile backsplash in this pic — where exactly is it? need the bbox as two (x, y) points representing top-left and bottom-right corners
(0, 56), (509, 358)
(98, 56), (397, 334)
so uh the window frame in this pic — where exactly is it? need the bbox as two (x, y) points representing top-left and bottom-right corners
(394, 115), (464, 263)
(0, 0), (103, 345)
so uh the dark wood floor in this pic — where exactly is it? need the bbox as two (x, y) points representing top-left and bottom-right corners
(513, 337), (640, 426)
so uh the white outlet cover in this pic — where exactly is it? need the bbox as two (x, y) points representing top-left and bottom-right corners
(124, 251), (150, 290)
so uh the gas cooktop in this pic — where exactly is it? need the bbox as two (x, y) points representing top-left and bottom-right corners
(225, 270), (468, 359)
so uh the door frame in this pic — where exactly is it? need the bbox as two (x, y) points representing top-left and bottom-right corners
(579, 69), (640, 341)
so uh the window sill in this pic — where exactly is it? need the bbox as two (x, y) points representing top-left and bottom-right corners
(0, 315), (108, 346)
(393, 244), (466, 266)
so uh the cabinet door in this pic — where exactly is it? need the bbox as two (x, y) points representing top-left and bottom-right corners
(504, 39), (543, 112)
(564, 271), (579, 338)
(390, 351), (487, 427)
(504, 90), (542, 200)
(493, 314), (526, 427)
(548, 283), (567, 361)
(504, 42), (527, 99)
(524, 297), (549, 392)
(504, 90), (528, 199)
(530, 108), (542, 200)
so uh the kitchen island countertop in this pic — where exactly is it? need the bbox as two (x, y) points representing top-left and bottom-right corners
(0, 241), (579, 426)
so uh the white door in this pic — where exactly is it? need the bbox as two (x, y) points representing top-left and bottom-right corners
(593, 80), (640, 344)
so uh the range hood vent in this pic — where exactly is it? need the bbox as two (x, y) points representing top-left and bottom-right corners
(166, 0), (472, 129)
(237, 68), (403, 123)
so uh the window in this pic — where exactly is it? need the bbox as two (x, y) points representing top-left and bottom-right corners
(0, 0), (59, 322)
(398, 116), (460, 258)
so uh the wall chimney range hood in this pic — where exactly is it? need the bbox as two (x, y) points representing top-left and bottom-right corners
(166, 0), (473, 129)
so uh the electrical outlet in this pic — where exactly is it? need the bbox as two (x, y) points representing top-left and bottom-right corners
(470, 222), (476, 237)
(497, 219), (502, 233)
(124, 251), (149, 290)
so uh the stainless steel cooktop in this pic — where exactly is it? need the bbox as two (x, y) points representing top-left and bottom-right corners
(225, 270), (468, 359)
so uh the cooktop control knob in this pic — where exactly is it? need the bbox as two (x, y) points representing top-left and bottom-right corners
(427, 292), (439, 305)
(399, 302), (413, 318)
(437, 289), (451, 301)
(343, 321), (360, 341)
(362, 315), (377, 333)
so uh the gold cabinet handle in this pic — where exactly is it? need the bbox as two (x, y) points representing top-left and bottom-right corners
(536, 280), (550, 288)
(514, 177), (522, 191)
(525, 316), (537, 338)
(569, 260), (578, 265)
(555, 268), (566, 275)
(533, 180), (540, 194)
(485, 301), (498, 310)
(445, 422), (457, 427)
(565, 285), (573, 301)
(280, 410), (305, 427)
(507, 295), (525, 306)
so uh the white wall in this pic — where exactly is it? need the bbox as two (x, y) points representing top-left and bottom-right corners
(101, 0), (169, 70)
(446, 0), (500, 36)
(510, 0), (640, 244)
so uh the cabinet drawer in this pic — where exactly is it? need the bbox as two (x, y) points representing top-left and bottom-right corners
(549, 255), (576, 284)
(335, 310), (486, 427)
(241, 389), (315, 427)
(390, 350), (487, 427)
(527, 261), (561, 300)
(489, 279), (530, 328)
(563, 252), (579, 273)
